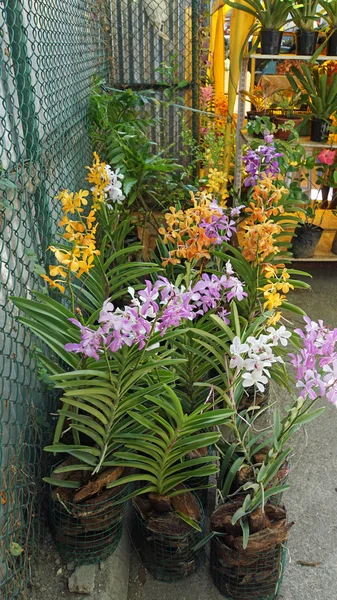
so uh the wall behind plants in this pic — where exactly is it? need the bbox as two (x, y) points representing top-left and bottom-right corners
(0, 1), (109, 597)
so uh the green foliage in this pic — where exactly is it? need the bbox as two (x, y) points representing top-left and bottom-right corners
(210, 246), (310, 321)
(290, 0), (321, 31)
(12, 218), (162, 347)
(172, 316), (230, 414)
(88, 83), (190, 211)
(219, 395), (325, 549)
(191, 305), (292, 410)
(190, 306), (325, 549)
(287, 64), (337, 121)
(270, 89), (305, 118)
(43, 343), (184, 484)
(319, 0), (337, 28)
(154, 54), (191, 104)
(105, 386), (235, 498)
(224, 0), (292, 31)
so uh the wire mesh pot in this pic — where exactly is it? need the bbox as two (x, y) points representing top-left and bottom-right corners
(210, 536), (286, 599)
(133, 494), (205, 581)
(210, 501), (291, 599)
(49, 482), (128, 565)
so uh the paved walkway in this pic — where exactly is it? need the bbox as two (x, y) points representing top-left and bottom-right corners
(127, 264), (337, 600)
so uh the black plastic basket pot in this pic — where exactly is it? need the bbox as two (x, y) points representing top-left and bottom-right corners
(291, 224), (323, 259)
(332, 232), (337, 255)
(133, 497), (205, 581)
(49, 482), (128, 565)
(211, 537), (286, 599)
(310, 117), (331, 142)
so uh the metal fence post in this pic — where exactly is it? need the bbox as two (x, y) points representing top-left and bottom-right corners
(191, 0), (200, 145)
(5, 0), (40, 161)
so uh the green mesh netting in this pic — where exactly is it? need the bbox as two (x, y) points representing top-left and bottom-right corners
(0, 1), (202, 597)
(0, 0), (202, 600)
(0, 1), (109, 597)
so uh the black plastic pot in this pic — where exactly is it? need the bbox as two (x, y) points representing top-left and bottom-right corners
(310, 117), (331, 142)
(260, 29), (282, 55)
(332, 232), (337, 255)
(291, 224), (323, 259)
(296, 30), (318, 55)
(328, 29), (337, 55)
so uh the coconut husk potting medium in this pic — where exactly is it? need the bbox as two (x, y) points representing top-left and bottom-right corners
(210, 500), (293, 599)
(234, 454), (289, 497)
(49, 458), (128, 564)
(132, 490), (204, 581)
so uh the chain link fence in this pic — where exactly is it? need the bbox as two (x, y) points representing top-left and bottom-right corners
(0, 1), (202, 598)
(109, 0), (202, 153)
(0, 1), (108, 596)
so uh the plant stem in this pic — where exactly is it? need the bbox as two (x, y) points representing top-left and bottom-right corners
(67, 269), (75, 314)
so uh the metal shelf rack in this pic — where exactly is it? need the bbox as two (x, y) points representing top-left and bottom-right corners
(234, 52), (337, 261)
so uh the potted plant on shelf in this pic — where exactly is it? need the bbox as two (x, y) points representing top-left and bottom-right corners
(320, 0), (337, 55)
(290, 0), (320, 55)
(290, 194), (323, 258)
(287, 63), (337, 141)
(89, 84), (191, 256)
(270, 89), (305, 140)
(224, 0), (292, 55)
(242, 83), (280, 137)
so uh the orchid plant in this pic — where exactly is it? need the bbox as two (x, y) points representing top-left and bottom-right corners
(104, 386), (235, 529)
(193, 307), (336, 547)
(13, 251), (247, 486)
(158, 190), (241, 268)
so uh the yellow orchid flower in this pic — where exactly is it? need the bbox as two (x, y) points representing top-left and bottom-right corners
(49, 265), (67, 278)
(40, 274), (65, 293)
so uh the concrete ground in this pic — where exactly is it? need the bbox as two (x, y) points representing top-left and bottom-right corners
(127, 264), (337, 600)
